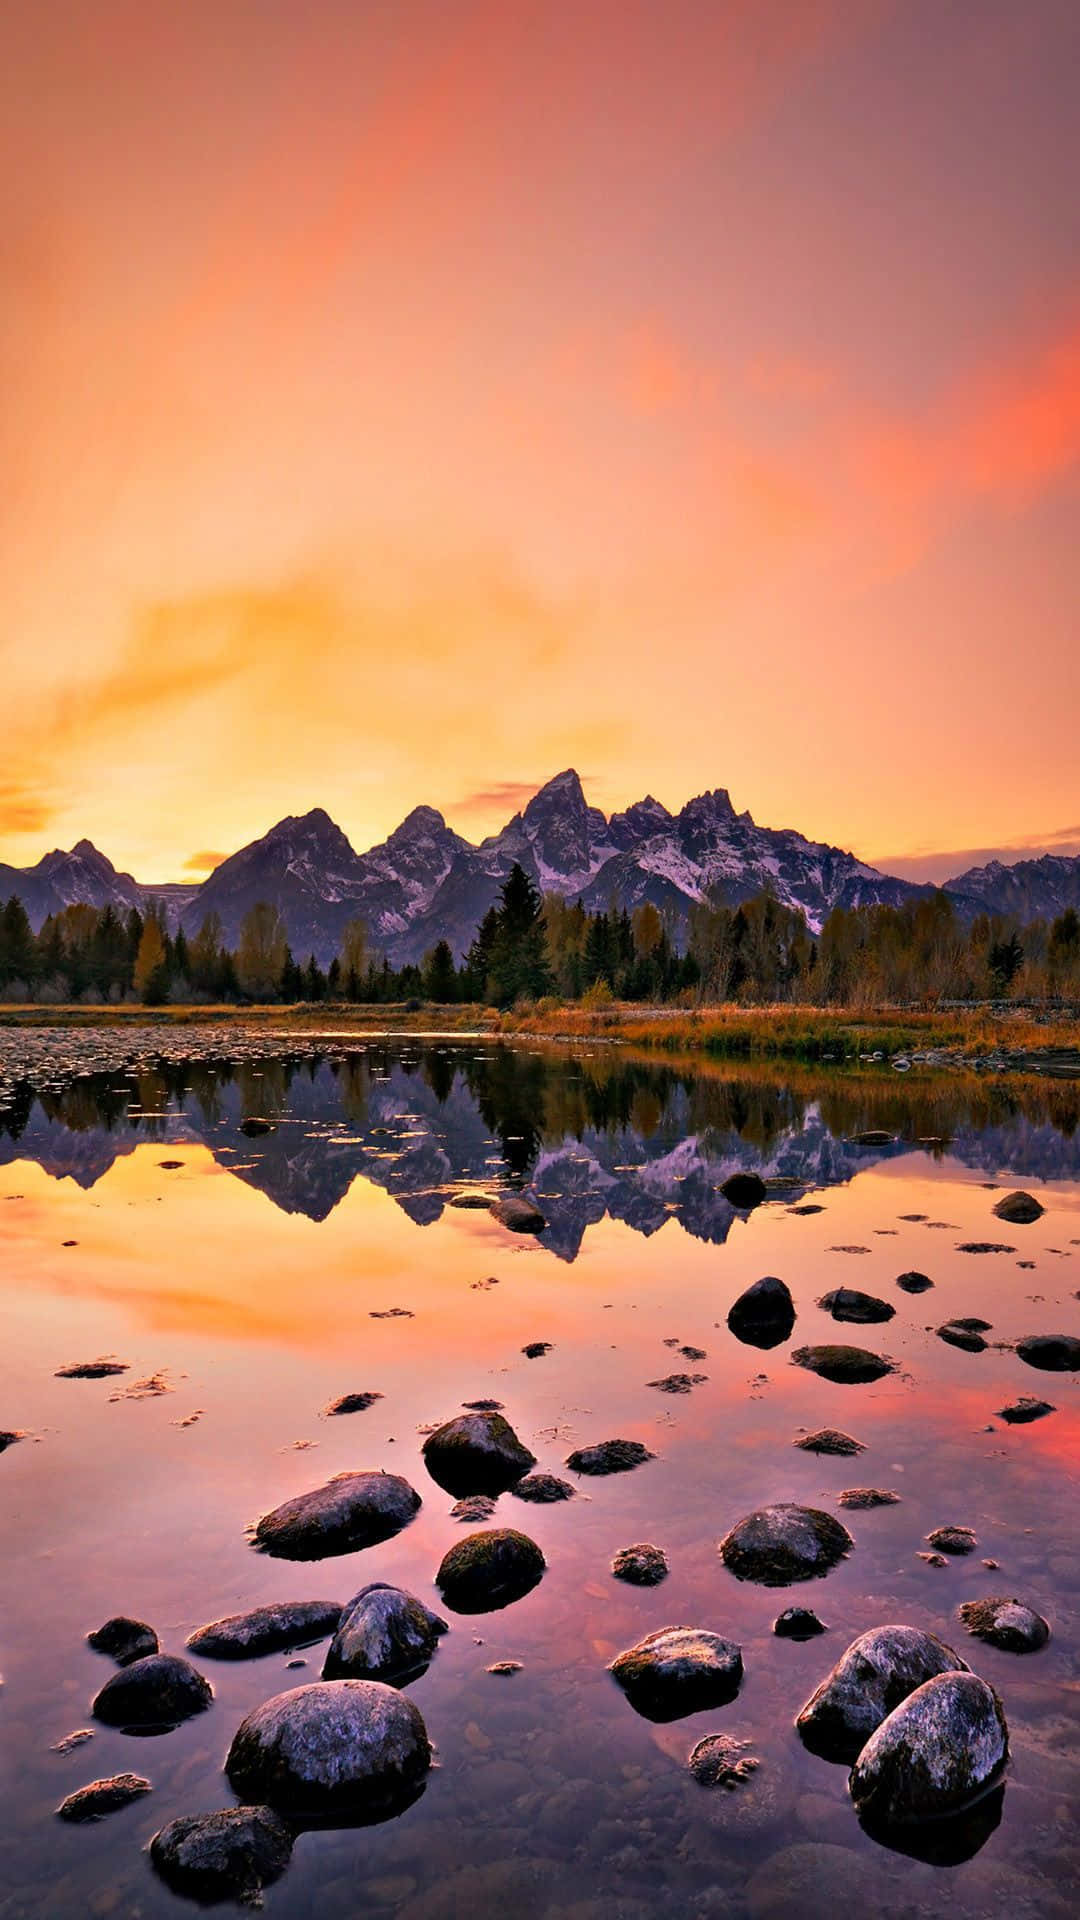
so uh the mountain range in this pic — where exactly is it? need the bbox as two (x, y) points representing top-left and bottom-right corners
(3, 771), (1079, 965)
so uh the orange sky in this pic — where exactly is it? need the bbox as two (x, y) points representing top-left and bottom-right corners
(2, 0), (1078, 883)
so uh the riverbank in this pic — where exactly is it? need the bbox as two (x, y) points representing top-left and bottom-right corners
(0, 998), (1077, 1073)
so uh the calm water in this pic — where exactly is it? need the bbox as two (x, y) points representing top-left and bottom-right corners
(2, 1036), (1079, 1919)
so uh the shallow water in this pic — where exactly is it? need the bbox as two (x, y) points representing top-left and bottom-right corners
(1, 1037), (1079, 1919)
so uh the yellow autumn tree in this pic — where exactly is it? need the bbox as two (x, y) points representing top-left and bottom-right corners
(133, 915), (167, 1000)
(236, 902), (287, 998)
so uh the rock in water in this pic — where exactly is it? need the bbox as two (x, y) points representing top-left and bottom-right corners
(727, 1277), (796, 1349)
(896, 1271), (933, 1293)
(774, 1607), (827, 1640)
(226, 1679), (431, 1820)
(323, 1584), (448, 1682)
(253, 1470), (421, 1559)
(718, 1505), (852, 1586)
(151, 1807), (294, 1903)
(836, 1487), (900, 1510)
(926, 1525), (977, 1555)
(512, 1472), (575, 1504)
(87, 1616), (159, 1666)
(796, 1624), (969, 1762)
(609, 1627), (743, 1722)
(849, 1672), (1008, 1826)
(240, 1117), (274, 1136)
(688, 1733), (758, 1788)
(993, 1190), (1044, 1224)
(436, 1529), (545, 1613)
(422, 1411), (536, 1494)
(490, 1194), (546, 1233)
(817, 1289), (895, 1325)
(187, 1600), (343, 1660)
(791, 1344), (894, 1384)
(92, 1655), (212, 1731)
(1016, 1334), (1080, 1372)
(996, 1396), (1055, 1424)
(958, 1596), (1050, 1653)
(451, 1494), (497, 1522)
(793, 1429), (864, 1457)
(721, 1172), (767, 1209)
(611, 1543), (669, 1585)
(324, 1392), (383, 1415)
(937, 1321), (990, 1353)
(565, 1438), (654, 1476)
(56, 1774), (150, 1822)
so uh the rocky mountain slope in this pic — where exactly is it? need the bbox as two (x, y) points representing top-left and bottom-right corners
(4, 772), (1076, 964)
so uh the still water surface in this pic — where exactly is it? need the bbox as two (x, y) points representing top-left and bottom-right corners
(2, 1038), (1079, 1917)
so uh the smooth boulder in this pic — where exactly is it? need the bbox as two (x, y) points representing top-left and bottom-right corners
(896, 1271), (933, 1294)
(719, 1504), (852, 1587)
(796, 1624), (969, 1761)
(436, 1528), (545, 1613)
(959, 1596), (1050, 1653)
(792, 1344), (894, 1384)
(993, 1190), (1044, 1224)
(151, 1807), (294, 1902)
(92, 1654), (212, 1732)
(87, 1616), (159, 1666)
(727, 1276), (796, 1349)
(226, 1679), (431, 1820)
(422, 1411), (536, 1495)
(721, 1172), (767, 1210)
(774, 1607), (827, 1640)
(817, 1288), (895, 1325)
(1016, 1334), (1080, 1373)
(188, 1600), (343, 1660)
(490, 1194), (546, 1233)
(609, 1626), (743, 1722)
(323, 1583), (448, 1682)
(849, 1672), (1008, 1826)
(253, 1470), (421, 1560)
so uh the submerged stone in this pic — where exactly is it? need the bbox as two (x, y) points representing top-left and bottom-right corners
(957, 1242), (1015, 1255)
(836, 1487), (900, 1510)
(56, 1358), (129, 1379)
(451, 1494), (498, 1522)
(791, 1344), (894, 1384)
(151, 1807), (294, 1904)
(958, 1596), (1050, 1653)
(611, 1543), (669, 1585)
(436, 1528), (545, 1614)
(323, 1583), (448, 1683)
(324, 1392), (383, 1415)
(937, 1321), (990, 1353)
(609, 1626), (743, 1722)
(56, 1773), (150, 1822)
(226, 1679), (431, 1820)
(849, 1671), (1008, 1826)
(565, 1438), (654, 1476)
(796, 1624), (969, 1762)
(647, 1371), (708, 1393)
(187, 1600), (343, 1661)
(87, 1616), (159, 1666)
(422, 1411), (536, 1495)
(727, 1277), (796, 1349)
(92, 1654), (212, 1731)
(688, 1733), (758, 1788)
(239, 1117), (274, 1136)
(993, 1190), (1044, 1225)
(817, 1289), (895, 1325)
(718, 1504), (852, 1587)
(253, 1470), (421, 1560)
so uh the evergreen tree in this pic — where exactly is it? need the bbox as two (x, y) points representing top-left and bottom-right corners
(423, 939), (458, 1002)
(487, 864), (552, 1006)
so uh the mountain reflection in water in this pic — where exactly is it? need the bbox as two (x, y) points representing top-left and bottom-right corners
(2, 1044), (1079, 1258)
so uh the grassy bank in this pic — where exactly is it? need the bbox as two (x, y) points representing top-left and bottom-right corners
(0, 997), (1076, 1068)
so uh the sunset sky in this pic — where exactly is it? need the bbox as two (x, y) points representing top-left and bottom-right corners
(2, 0), (1078, 885)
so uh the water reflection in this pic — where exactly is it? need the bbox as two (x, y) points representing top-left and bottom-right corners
(2, 1044), (1079, 1257)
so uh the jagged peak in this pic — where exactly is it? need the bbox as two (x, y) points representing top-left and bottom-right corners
(525, 769), (586, 810)
(387, 804), (450, 840)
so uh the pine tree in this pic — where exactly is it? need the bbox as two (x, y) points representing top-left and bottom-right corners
(423, 939), (458, 1002)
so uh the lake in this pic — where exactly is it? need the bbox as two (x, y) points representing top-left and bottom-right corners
(1, 1032), (1078, 1918)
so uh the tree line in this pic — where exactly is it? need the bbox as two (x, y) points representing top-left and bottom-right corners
(1, 865), (1078, 1008)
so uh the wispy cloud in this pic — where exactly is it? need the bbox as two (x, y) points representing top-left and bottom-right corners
(876, 826), (1080, 885)
(182, 849), (229, 873)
